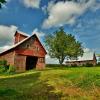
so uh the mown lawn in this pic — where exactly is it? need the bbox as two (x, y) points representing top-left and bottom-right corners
(0, 67), (100, 100)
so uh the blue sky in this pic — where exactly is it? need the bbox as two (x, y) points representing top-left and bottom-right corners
(0, 0), (100, 56)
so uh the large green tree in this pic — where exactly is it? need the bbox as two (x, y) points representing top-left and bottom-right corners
(0, 0), (6, 8)
(45, 27), (84, 65)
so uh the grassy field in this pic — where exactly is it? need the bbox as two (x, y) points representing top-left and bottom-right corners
(0, 66), (100, 100)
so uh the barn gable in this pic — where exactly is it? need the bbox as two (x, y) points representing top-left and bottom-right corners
(0, 34), (46, 56)
(15, 34), (47, 57)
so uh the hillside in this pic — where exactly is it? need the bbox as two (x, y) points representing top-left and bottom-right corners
(0, 67), (100, 100)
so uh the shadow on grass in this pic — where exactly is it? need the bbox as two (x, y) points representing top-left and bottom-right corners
(0, 72), (62, 100)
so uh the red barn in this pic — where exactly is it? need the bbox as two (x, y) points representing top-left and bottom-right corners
(0, 31), (47, 72)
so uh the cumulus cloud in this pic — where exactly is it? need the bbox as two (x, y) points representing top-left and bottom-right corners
(42, 0), (98, 28)
(0, 25), (17, 52)
(41, 5), (47, 14)
(46, 55), (59, 64)
(84, 48), (91, 52)
(32, 28), (45, 39)
(0, 45), (11, 53)
(23, 0), (41, 9)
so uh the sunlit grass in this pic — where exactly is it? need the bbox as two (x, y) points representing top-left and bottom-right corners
(0, 70), (38, 79)
(0, 66), (100, 100)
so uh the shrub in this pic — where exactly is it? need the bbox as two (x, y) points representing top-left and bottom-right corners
(0, 60), (7, 65)
(81, 64), (85, 67)
(85, 63), (93, 67)
(7, 65), (15, 73)
(0, 65), (5, 73)
(0, 60), (8, 73)
(96, 62), (100, 66)
(3, 60), (7, 66)
(70, 64), (78, 67)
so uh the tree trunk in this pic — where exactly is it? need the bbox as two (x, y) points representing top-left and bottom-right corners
(59, 55), (65, 66)
(59, 59), (63, 66)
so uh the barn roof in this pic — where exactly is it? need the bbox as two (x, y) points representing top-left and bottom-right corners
(0, 33), (47, 55)
(15, 30), (30, 37)
(66, 51), (95, 62)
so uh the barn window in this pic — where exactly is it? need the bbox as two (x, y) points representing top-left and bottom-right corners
(33, 46), (39, 51)
(26, 44), (30, 48)
(36, 47), (39, 51)
(32, 37), (36, 40)
(39, 58), (45, 63)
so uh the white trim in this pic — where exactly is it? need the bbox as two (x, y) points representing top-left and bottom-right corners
(17, 30), (30, 37)
(0, 34), (34, 54)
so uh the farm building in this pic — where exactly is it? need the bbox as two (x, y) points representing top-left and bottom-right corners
(96, 54), (100, 63)
(66, 52), (97, 66)
(0, 31), (47, 72)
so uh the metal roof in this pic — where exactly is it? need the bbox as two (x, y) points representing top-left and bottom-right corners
(67, 51), (95, 62)
(16, 30), (30, 37)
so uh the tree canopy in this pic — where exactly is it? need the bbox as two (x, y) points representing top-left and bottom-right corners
(45, 27), (84, 65)
(0, 0), (6, 8)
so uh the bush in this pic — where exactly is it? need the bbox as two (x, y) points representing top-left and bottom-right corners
(0, 60), (7, 66)
(0, 65), (6, 73)
(70, 64), (78, 67)
(0, 60), (15, 73)
(0, 60), (8, 73)
(96, 62), (100, 66)
(7, 65), (15, 73)
(0, 65), (15, 74)
(85, 63), (93, 67)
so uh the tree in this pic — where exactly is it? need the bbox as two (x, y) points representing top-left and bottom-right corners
(0, 0), (6, 8)
(45, 27), (84, 65)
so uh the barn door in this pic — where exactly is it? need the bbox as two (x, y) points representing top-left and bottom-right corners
(26, 56), (38, 70)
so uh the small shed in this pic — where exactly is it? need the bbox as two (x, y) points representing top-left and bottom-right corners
(66, 52), (97, 66)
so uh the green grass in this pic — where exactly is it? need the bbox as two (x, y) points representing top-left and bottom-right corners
(0, 67), (100, 100)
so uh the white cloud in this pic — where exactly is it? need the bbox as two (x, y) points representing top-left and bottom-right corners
(41, 5), (47, 14)
(0, 25), (17, 47)
(46, 54), (67, 64)
(0, 45), (11, 53)
(84, 48), (91, 52)
(42, 0), (98, 28)
(6, 0), (11, 2)
(23, 0), (41, 9)
(46, 55), (59, 64)
(32, 28), (45, 38)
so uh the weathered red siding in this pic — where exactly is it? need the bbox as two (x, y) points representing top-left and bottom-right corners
(36, 58), (45, 70)
(14, 54), (26, 72)
(14, 32), (27, 44)
(14, 35), (46, 71)
(15, 38), (45, 57)
(0, 51), (15, 66)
